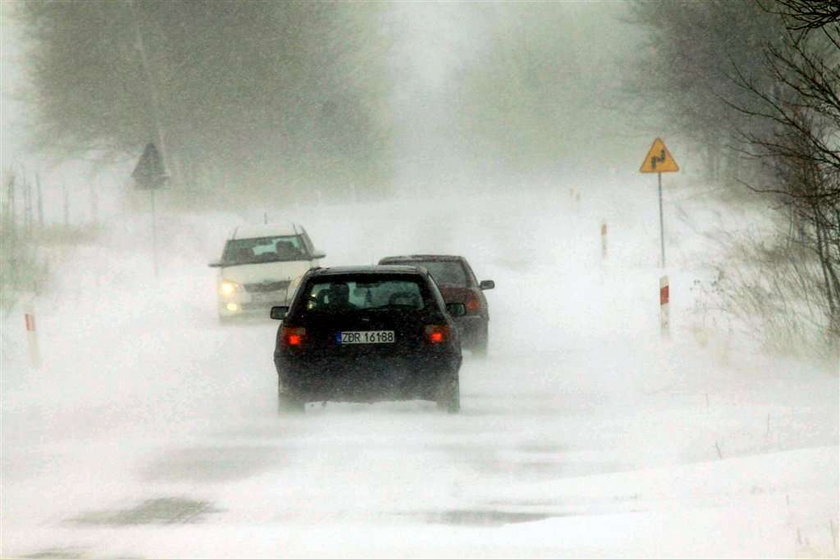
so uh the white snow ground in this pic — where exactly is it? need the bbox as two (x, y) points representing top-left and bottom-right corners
(1, 174), (838, 558)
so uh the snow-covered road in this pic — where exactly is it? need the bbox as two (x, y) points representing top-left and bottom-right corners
(2, 178), (837, 557)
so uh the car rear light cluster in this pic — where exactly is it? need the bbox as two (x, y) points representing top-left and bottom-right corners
(464, 291), (482, 314)
(424, 325), (450, 344)
(280, 327), (306, 347)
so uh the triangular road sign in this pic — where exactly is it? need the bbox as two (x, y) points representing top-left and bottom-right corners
(640, 138), (679, 173)
(132, 143), (168, 189)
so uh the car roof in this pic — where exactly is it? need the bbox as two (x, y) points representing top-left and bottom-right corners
(230, 223), (303, 239)
(308, 265), (427, 277)
(378, 255), (465, 263)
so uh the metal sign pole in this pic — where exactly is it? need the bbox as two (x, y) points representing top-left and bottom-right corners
(639, 138), (678, 270)
(151, 189), (158, 278)
(133, 143), (165, 280)
(658, 171), (665, 269)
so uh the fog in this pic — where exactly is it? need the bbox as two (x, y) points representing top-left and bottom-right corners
(2, 2), (645, 205)
(2, 2), (838, 558)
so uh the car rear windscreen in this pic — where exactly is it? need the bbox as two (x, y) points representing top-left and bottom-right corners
(407, 261), (468, 287)
(303, 276), (429, 312)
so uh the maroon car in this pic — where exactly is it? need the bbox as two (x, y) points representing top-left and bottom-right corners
(378, 255), (494, 356)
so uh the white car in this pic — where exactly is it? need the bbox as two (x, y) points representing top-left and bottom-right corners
(209, 223), (325, 320)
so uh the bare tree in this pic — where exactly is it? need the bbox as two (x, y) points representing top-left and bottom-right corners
(15, 1), (395, 205)
(769, 0), (840, 36)
(625, 0), (784, 181)
(629, 0), (839, 358)
(727, 5), (840, 350)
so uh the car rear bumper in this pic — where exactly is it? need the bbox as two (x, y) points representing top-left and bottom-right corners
(275, 352), (460, 403)
(454, 314), (487, 344)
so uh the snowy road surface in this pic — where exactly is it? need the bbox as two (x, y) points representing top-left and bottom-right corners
(2, 182), (837, 557)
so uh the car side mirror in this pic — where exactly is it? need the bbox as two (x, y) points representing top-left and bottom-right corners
(270, 306), (289, 320)
(311, 251), (326, 259)
(479, 280), (495, 290)
(446, 303), (467, 317)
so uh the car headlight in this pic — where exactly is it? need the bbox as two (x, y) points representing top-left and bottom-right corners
(219, 280), (242, 297)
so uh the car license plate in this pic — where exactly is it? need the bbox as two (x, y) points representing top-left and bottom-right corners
(338, 331), (395, 344)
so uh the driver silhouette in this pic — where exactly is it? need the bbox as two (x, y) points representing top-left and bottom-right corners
(327, 283), (356, 309)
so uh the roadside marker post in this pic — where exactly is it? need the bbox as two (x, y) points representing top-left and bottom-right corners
(24, 300), (41, 368)
(570, 187), (581, 210)
(660, 275), (670, 338)
(601, 222), (608, 260)
(640, 138), (679, 269)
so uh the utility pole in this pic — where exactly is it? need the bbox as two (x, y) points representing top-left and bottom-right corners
(128, 0), (171, 185)
(63, 182), (69, 227)
(35, 173), (44, 228)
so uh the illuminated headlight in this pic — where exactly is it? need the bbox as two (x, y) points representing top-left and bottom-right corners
(226, 302), (240, 312)
(219, 280), (242, 297)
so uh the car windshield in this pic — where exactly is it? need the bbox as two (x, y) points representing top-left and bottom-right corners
(405, 261), (468, 287)
(223, 235), (305, 264)
(302, 277), (428, 313)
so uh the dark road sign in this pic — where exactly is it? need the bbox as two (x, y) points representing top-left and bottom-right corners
(132, 143), (167, 190)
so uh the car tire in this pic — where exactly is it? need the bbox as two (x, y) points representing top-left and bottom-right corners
(472, 322), (488, 357)
(278, 384), (305, 414)
(436, 372), (460, 414)
(218, 314), (234, 326)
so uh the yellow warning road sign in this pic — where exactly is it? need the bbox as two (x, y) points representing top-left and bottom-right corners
(640, 138), (679, 173)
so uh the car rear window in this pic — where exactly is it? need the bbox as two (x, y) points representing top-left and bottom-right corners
(405, 261), (468, 287)
(223, 235), (305, 264)
(301, 276), (429, 312)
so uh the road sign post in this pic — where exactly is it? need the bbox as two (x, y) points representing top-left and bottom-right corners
(640, 138), (679, 269)
(132, 143), (168, 278)
(658, 172), (665, 267)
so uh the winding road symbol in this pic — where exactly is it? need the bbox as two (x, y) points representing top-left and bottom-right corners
(640, 138), (679, 173)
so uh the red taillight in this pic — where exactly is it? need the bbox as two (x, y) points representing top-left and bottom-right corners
(425, 325), (450, 344)
(280, 327), (306, 347)
(465, 291), (482, 314)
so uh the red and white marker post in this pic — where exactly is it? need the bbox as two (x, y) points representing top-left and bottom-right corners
(659, 275), (670, 338)
(24, 301), (41, 368)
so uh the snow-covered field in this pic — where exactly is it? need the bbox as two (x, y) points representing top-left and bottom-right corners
(2, 174), (837, 557)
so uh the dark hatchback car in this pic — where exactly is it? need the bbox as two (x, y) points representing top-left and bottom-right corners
(270, 266), (465, 413)
(377, 255), (494, 355)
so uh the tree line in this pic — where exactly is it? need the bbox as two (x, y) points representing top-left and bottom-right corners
(15, 2), (640, 200)
(15, 1), (394, 204)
